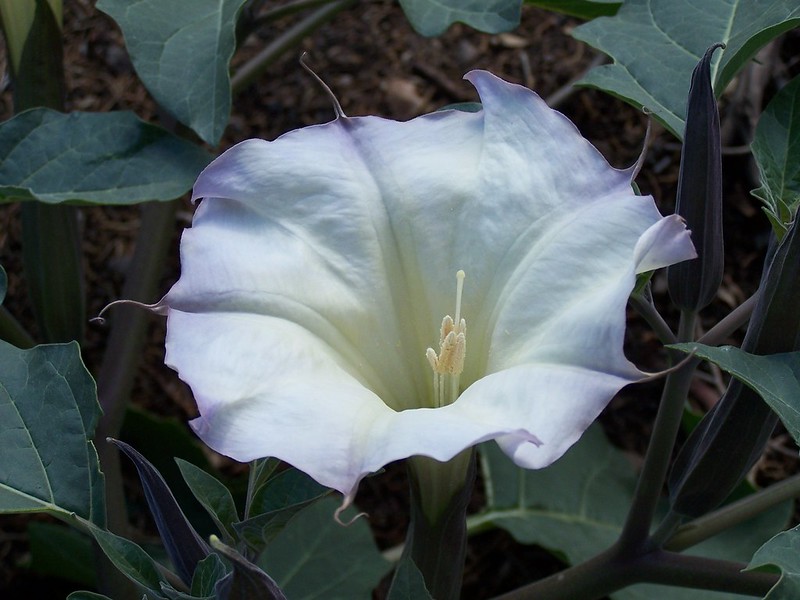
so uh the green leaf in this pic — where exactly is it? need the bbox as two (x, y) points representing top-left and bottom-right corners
(525, 0), (620, 19)
(573, 0), (800, 138)
(0, 339), (105, 525)
(28, 521), (95, 586)
(96, 0), (247, 146)
(748, 523), (800, 599)
(0, 108), (212, 205)
(751, 74), (800, 235)
(473, 426), (790, 599)
(192, 553), (229, 598)
(234, 468), (329, 553)
(248, 457), (280, 503)
(397, 0), (521, 36)
(88, 524), (166, 596)
(386, 555), (433, 600)
(671, 344), (800, 444)
(177, 458), (239, 542)
(258, 497), (391, 600)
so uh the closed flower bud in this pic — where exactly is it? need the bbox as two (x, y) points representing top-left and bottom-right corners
(670, 217), (800, 517)
(667, 44), (725, 312)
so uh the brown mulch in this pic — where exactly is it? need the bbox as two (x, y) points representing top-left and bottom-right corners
(1, 1), (798, 598)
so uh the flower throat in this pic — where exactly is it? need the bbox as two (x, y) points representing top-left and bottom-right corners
(426, 270), (466, 408)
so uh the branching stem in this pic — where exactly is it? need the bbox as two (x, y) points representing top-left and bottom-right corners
(698, 291), (758, 346)
(665, 472), (800, 552)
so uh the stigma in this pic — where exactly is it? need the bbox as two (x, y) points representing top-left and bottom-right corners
(426, 270), (466, 407)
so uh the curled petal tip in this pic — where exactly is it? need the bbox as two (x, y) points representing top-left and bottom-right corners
(334, 493), (368, 527)
(95, 297), (169, 324)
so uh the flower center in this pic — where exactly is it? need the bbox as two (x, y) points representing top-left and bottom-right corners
(426, 270), (466, 407)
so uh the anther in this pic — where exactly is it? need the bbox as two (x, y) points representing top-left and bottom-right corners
(426, 271), (467, 385)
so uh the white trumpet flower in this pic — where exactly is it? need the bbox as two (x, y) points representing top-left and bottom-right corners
(161, 71), (696, 508)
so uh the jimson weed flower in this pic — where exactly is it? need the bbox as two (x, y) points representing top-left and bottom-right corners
(158, 71), (696, 507)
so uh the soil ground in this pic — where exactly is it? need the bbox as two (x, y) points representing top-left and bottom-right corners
(0, 1), (798, 598)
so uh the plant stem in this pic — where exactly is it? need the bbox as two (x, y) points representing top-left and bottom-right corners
(491, 545), (629, 600)
(633, 551), (776, 597)
(629, 293), (677, 345)
(648, 509), (683, 549)
(697, 291), (758, 346)
(665, 472), (800, 552)
(618, 311), (697, 550)
(545, 53), (607, 109)
(255, 0), (338, 25)
(231, 0), (356, 94)
(491, 545), (777, 600)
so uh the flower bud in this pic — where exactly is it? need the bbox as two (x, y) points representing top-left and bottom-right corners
(667, 44), (725, 312)
(669, 217), (800, 517)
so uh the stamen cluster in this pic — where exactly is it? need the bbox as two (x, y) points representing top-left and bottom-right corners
(426, 271), (466, 407)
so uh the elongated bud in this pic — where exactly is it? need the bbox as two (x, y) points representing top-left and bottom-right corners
(667, 44), (724, 312)
(109, 438), (210, 584)
(669, 218), (800, 517)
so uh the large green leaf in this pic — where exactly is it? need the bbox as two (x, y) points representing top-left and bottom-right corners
(0, 339), (105, 525)
(573, 0), (800, 138)
(751, 74), (800, 235)
(671, 344), (800, 444)
(97, 0), (247, 146)
(398, 0), (521, 36)
(472, 426), (790, 599)
(0, 109), (211, 205)
(258, 497), (390, 599)
(526, 0), (620, 19)
(748, 524), (800, 599)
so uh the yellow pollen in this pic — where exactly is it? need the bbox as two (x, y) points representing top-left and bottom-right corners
(426, 271), (467, 407)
